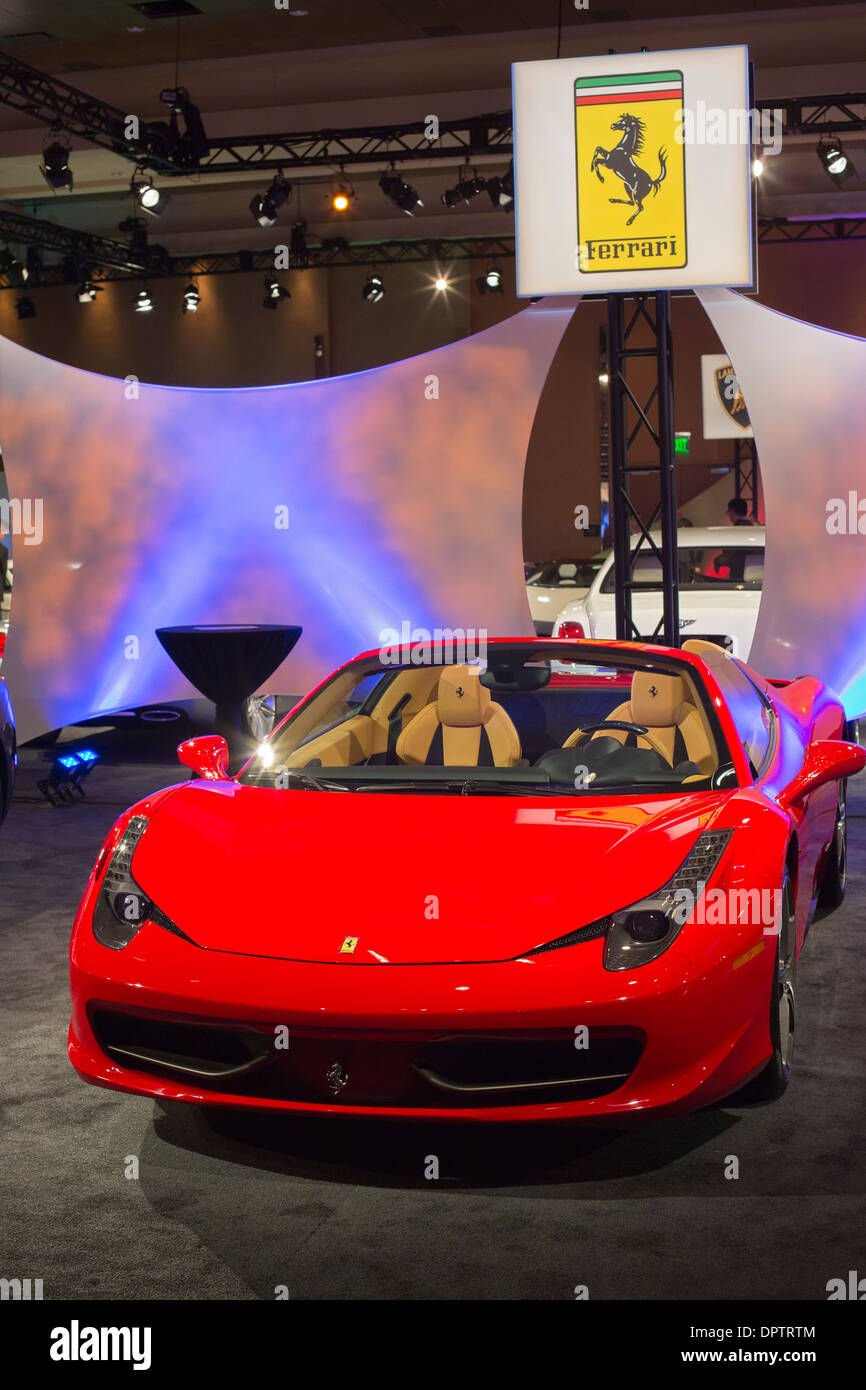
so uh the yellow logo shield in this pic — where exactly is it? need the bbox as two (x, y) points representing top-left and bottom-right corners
(340, 936), (359, 954)
(575, 70), (687, 274)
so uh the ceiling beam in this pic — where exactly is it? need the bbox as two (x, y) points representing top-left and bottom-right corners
(0, 50), (862, 180)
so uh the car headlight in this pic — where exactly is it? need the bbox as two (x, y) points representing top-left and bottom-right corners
(603, 829), (733, 971)
(92, 814), (186, 950)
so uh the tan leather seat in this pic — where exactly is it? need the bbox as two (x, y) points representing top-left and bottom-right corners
(564, 669), (715, 772)
(396, 666), (521, 767)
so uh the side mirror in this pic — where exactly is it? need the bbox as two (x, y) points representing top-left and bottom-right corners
(780, 739), (865, 808)
(177, 735), (230, 781)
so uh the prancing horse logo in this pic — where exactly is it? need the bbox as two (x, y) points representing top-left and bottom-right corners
(455, 686), (465, 698)
(648, 685), (658, 697)
(326, 1062), (348, 1094)
(590, 113), (668, 227)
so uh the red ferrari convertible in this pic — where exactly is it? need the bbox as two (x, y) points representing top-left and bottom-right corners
(68, 638), (864, 1122)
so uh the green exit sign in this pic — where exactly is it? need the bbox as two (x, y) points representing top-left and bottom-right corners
(675, 433), (691, 455)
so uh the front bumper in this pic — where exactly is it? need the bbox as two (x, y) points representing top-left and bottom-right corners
(69, 905), (775, 1122)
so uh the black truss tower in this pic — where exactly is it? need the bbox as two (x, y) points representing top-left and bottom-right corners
(607, 292), (679, 648)
(733, 438), (759, 518)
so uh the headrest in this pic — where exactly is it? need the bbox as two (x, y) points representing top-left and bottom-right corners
(630, 670), (688, 727)
(437, 666), (490, 728)
(681, 638), (729, 669)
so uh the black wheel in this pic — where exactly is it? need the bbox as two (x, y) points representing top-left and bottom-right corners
(736, 871), (796, 1103)
(817, 781), (847, 910)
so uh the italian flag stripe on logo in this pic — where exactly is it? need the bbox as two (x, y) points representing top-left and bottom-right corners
(576, 72), (683, 106)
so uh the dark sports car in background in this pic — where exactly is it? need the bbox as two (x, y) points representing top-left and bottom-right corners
(69, 637), (863, 1122)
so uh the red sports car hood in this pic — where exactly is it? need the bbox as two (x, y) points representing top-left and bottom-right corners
(130, 781), (730, 965)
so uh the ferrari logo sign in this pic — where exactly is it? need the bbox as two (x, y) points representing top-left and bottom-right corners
(513, 44), (754, 295)
(576, 70), (687, 273)
(714, 364), (751, 430)
(340, 935), (358, 954)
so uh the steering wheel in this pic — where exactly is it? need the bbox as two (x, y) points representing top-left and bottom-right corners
(563, 719), (672, 766)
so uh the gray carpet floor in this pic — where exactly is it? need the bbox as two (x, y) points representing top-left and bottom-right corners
(1, 750), (864, 1301)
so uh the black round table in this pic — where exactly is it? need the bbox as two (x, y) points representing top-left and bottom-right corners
(156, 624), (302, 740)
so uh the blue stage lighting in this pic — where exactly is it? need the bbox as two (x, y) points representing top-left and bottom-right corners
(38, 749), (99, 805)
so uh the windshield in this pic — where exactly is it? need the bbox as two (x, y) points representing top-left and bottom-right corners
(240, 644), (733, 796)
(527, 556), (607, 589)
(601, 546), (764, 593)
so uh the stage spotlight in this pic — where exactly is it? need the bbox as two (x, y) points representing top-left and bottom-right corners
(133, 288), (153, 313)
(476, 265), (502, 295)
(362, 273), (385, 303)
(182, 283), (200, 314)
(118, 216), (149, 256)
(331, 179), (354, 212)
(133, 172), (169, 217)
(40, 138), (73, 191)
(250, 173), (292, 227)
(263, 275), (290, 309)
(37, 748), (99, 806)
(752, 156), (764, 177)
(486, 162), (514, 212)
(290, 219), (309, 269)
(817, 135), (856, 186)
(434, 274), (449, 292)
(379, 170), (423, 215)
(77, 281), (103, 304)
(15, 296), (35, 320)
(0, 250), (29, 286)
(441, 168), (487, 207)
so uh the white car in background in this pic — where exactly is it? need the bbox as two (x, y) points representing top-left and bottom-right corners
(526, 555), (609, 636)
(552, 527), (765, 657)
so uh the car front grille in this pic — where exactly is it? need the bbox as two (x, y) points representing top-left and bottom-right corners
(91, 1007), (643, 1108)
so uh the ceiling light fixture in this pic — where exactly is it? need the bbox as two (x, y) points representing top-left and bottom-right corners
(362, 273), (385, 303)
(441, 165), (487, 208)
(263, 275), (290, 309)
(133, 288), (154, 313)
(182, 283), (200, 314)
(485, 162), (514, 213)
(40, 135), (73, 192)
(77, 281), (103, 304)
(817, 135), (856, 185)
(250, 173), (292, 227)
(379, 169), (423, 216)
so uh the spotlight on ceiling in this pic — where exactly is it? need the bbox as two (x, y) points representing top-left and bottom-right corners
(379, 170), (423, 216)
(434, 274), (449, 292)
(263, 275), (290, 309)
(362, 273), (385, 303)
(133, 172), (169, 217)
(0, 249), (29, 287)
(290, 219), (309, 269)
(182, 283), (200, 314)
(40, 137), (73, 192)
(15, 296), (36, 321)
(817, 135), (856, 185)
(476, 265), (502, 295)
(133, 288), (153, 313)
(250, 173), (292, 227)
(752, 156), (764, 177)
(485, 162), (514, 213)
(331, 179), (354, 212)
(77, 281), (103, 304)
(441, 167), (487, 208)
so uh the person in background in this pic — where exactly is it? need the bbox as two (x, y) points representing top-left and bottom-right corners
(726, 496), (753, 526)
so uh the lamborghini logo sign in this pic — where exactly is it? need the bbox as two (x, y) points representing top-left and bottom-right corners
(714, 364), (751, 430)
(340, 936), (358, 954)
(576, 70), (687, 273)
